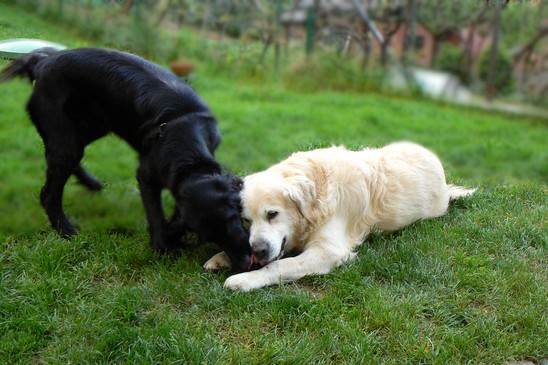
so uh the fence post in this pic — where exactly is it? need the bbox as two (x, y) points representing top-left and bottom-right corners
(275, 0), (282, 73)
(305, 7), (315, 55)
(486, 0), (502, 101)
(134, 0), (142, 23)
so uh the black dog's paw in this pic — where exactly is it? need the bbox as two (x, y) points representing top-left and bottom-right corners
(151, 233), (190, 255)
(155, 246), (183, 258)
(59, 223), (79, 239)
(151, 238), (170, 252)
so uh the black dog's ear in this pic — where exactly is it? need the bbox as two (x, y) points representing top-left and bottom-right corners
(225, 215), (251, 272)
(222, 171), (244, 191)
(232, 176), (244, 191)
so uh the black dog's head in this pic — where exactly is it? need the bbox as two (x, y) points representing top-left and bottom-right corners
(176, 173), (251, 272)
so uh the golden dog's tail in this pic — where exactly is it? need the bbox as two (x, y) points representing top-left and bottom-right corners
(448, 184), (476, 201)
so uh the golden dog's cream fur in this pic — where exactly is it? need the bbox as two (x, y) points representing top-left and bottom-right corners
(205, 142), (475, 291)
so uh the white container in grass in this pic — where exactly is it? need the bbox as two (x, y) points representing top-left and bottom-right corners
(0, 38), (66, 59)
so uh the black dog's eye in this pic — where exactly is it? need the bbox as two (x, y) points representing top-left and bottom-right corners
(242, 218), (251, 230)
(266, 211), (278, 221)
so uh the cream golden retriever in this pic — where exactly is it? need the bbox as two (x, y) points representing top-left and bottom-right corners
(204, 141), (475, 291)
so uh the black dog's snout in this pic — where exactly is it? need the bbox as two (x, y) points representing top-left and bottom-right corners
(231, 253), (252, 272)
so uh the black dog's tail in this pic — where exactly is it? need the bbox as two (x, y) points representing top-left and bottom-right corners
(0, 47), (60, 83)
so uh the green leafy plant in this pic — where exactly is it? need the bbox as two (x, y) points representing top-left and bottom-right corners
(478, 47), (514, 96)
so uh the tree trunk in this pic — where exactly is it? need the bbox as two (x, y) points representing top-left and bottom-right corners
(154, 0), (174, 28)
(486, 0), (502, 101)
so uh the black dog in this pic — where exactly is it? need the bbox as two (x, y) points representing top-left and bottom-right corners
(0, 47), (250, 270)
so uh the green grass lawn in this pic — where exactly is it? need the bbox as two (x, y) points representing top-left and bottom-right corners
(0, 3), (546, 364)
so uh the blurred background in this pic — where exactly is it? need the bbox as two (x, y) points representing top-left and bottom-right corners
(2, 0), (546, 110)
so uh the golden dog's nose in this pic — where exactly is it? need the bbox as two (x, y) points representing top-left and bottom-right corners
(251, 240), (270, 260)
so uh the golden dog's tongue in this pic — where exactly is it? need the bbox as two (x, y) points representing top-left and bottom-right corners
(248, 254), (258, 270)
(248, 254), (270, 269)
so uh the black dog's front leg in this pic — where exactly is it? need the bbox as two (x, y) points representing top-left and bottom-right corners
(136, 168), (171, 252)
(165, 204), (190, 248)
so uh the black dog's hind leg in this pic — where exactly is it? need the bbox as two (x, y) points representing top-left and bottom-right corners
(73, 164), (103, 191)
(41, 147), (84, 238)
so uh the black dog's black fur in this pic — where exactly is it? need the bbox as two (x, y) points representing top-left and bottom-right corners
(0, 47), (250, 270)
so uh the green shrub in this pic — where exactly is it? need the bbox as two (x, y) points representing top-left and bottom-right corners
(283, 53), (386, 93)
(478, 47), (514, 96)
(435, 45), (470, 84)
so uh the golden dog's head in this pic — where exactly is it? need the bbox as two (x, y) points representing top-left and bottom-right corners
(241, 169), (317, 266)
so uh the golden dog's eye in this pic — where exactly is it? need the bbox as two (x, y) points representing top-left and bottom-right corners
(242, 218), (251, 230)
(266, 211), (278, 221)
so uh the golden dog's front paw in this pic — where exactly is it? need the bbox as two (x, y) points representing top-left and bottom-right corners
(203, 251), (232, 271)
(224, 272), (264, 292)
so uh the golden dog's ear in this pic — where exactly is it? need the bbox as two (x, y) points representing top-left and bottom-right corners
(282, 174), (316, 223)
